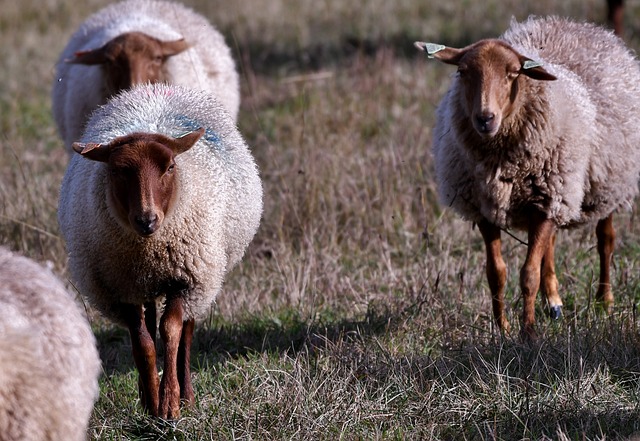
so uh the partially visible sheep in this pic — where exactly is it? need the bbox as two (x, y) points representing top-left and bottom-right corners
(58, 83), (262, 419)
(0, 247), (101, 441)
(415, 16), (640, 340)
(607, 0), (624, 36)
(52, 0), (240, 153)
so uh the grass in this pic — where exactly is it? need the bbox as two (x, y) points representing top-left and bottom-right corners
(2, 0), (640, 439)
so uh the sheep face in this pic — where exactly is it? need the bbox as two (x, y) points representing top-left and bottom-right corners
(69, 32), (189, 98)
(415, 39), (556, 138)
(72, 128), (204, 237)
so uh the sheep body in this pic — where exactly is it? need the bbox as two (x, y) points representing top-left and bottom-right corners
(420, 16), (640, 338)
(59, 83), (261, 417)
(433, 16), (640, 230)
(52, 0), (240, 151)
(58, 83), (261, 326)
(0, 247), (100, 441)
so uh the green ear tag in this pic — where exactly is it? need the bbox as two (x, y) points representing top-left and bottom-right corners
(522, 60), (543, 70)
(424, 43), (446, 58)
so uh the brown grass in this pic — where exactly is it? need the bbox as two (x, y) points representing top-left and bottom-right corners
(2, 0), (640, 439)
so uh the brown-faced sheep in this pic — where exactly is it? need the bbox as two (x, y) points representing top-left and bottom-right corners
(52, 0), (240, 153)
(58, 83), (262, 419)
(0, 247), (101, 440)
(415, 16), (640, 340)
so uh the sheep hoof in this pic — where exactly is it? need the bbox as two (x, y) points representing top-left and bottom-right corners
(548, 305), (562, 320)
(520, 325), (538, 344)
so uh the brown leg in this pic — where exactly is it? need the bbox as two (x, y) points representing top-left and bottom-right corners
(144, 301), (157, 346)
(178, 318), (195, 405)
(122, 304), (159, 416)
(521, 212), (556, 341)
(607, 0), (624, 36)
(159, 295), (184, 419)
(478, 219), (510, 333)
(596, 214), (615, 309)
(540, 232), (563, 320)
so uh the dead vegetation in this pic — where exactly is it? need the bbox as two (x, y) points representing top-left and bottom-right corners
(2, 0), (640, 439)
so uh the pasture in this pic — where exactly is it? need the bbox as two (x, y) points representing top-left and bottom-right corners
(2, 0), (640, 439)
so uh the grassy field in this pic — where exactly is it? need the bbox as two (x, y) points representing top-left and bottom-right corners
(3, 0), (640, 439)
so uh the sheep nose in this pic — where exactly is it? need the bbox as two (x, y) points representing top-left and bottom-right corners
(476, 113), (494, 125)
(476, 113), (496, 133)
(133, 213), (159, 236)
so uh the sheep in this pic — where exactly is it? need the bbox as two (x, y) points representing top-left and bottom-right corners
(52, 0), (240, 153)
(414, 16), (640, 340)
(0, 247), (101, 441)
(58, 82), (263, 419)
(607, 0), (624, 36)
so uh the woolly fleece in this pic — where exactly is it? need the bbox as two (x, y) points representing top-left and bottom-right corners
(0, 247), (100, 441)
(58, 83), (262, 326)
(433, 16), (640, 229)
(52, 0), (240, 151)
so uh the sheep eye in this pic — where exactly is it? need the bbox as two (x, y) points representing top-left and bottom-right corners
(167, 163), (175, 173)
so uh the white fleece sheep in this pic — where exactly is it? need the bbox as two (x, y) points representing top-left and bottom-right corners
(58, 83), (262, 418)
(416, 16), (640, 339)
(0, 247), (101, 441)
(52, 0), (240, 152)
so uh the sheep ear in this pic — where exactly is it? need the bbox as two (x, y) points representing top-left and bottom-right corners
(72, 142), (112, 163)
(67, 48), (108, 65)
(168, 128), (205, 155)
(520, 57), (557, 81)
(161, 38), (189, 57)
(414, 41), (465, 65)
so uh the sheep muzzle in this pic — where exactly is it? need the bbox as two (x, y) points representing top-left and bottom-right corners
(131, 211), (163, 237)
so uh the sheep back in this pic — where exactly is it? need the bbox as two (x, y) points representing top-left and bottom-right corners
(58, 83), (262, 326)
(433, 16), (640, 229)
(0, 247), (100, 441)
(52, 0), (240, 149)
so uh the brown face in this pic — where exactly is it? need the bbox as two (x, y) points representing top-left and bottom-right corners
(102, 33), (167, 92)
(107, 139), (177, 236)
(455, 42), (524, 137)
(70, 32), (189, 97)
(414, 39), (557, 139)
(72, 129), (204, 237)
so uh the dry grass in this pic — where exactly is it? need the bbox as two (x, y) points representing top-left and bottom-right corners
(2, 0), (640, 439)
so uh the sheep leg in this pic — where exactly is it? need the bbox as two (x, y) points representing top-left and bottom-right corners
(477, 219), (510, 333)
(596, 214), (615, 310)
(144, 301), (157, 345)
(159, 295), (184, 419)
(607, 0), (624, 36)
(123, 304), (159, 416)
(178, 318), (195, 405)
(521, 213), (556, 341)
(540, 232), (563, 320)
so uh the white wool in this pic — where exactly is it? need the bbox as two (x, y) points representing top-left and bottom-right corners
(433, 16), (640, 230)
(0, 247), (101, 441)
(58, 83), (262, 325)
(52, 0), (240, 152)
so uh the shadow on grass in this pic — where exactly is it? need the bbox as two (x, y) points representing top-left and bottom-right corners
(451, 408), (640, 440)
(92, 302), (640, 438)
(93, 299), (396, 376)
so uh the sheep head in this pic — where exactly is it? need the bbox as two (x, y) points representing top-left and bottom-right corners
(72, 128), (204, 237)
(415, 39), (556, 138)
(69, 32), (189, 98)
